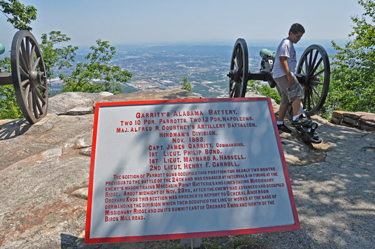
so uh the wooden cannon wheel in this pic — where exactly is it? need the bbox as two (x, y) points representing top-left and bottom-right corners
(228, 38), (248, 98)
(11, 30), (48, 124)
(296, 45), (330, 117)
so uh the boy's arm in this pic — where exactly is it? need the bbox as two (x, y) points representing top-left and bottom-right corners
(279, 56), (295, 85)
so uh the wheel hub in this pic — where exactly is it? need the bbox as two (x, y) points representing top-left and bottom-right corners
(29, 70), (45, 88)
(228, 70), (240, 82)
(296, 73), (309, 87)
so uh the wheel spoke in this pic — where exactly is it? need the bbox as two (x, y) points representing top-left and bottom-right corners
(35, 88), (46, 105)
(37, 83), (47, 90)
(312, 69), (324, 78)
(230, 83), (236, 97)
(304, 53), (309, 73)
(28, 90), (33, 114)
(21, 79), (29, 87)
(19, 66), (29, 78)
(312, 86), (321, 98)
(236, 54), (240, 70)
(234, 58), (238, 69)
(26, 38), (32, 69)
(308, 50), (313, 72)
(311, 58), (323, 75)
(31, 57), (40, 71)
(32, 91), (39, 119)
(311, 88), (316, 106)
(20, 39), (29, 70)
(238, 47), (242, 69)
(310, 50), (319, 74)
(29, 43), (36, 70)
(24, 84), (30, 103)
(310, 80), (324, 85)
(19, 50), (29, 73)
(35, 91), (43, 115)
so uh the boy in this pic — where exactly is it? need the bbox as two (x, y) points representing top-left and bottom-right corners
(273, 23), (311, 133)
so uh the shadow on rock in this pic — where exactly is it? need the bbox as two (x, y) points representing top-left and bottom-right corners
(61, 233), (85, 249)
(0, 119), (31, 140)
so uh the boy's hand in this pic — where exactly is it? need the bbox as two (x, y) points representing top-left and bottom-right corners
(279, 56), (295, 84)
(287, 73), (295, 85)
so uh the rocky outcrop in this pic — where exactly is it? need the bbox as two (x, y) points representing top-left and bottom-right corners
(0, 89), (374, 249)
(330, 110), (375, 131)
(48, 92), (114, 115)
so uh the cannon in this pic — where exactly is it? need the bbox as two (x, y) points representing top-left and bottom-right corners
(227, 38), (330, 143)
(0, 30), (48, 124)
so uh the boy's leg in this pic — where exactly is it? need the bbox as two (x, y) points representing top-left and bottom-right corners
(274, 77), (292, 133)
(292, 98), (301, 116)
(278, 103), (289, 121)
(291, 98), (311, 126)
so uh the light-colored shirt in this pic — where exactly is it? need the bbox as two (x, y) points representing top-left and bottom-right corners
(272, 38), (297, 78)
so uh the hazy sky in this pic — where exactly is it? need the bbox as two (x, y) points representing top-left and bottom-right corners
(0, 0), (365, 47)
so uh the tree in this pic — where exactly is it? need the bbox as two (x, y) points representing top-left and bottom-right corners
(40, 31), (79, 79)
(60, 39), (132, 94)
(39, 31), (79, 96)
(0, 0), (37, 30)
(181, 76), (192, 92)
(247, 80), (281, 104)
(329, 0), (375, 113)
(0, 57), (23, 119)
(0, 0), (37, 118)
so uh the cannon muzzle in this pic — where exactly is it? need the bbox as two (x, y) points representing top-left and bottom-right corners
(260, 48), (275, 61)
(0, 43), (5, 55)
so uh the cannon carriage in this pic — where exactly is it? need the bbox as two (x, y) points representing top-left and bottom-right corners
(0, 30), (48, 124)
(227, 38), (330, 143)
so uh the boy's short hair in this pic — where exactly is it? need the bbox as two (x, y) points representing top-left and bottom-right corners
(289, 23), (305, 35)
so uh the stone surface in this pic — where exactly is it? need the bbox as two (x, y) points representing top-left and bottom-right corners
(360, 114), (375, 127)
(245, 91), (280, 114)
(331, 110), (345, 119)
(0, 89), (374, 249)
(95, 88), (201, 105)
(79, 147), (92, 157)
(331, 111), (375, 131)
(48, 92), (113, 114)
(343, 116), (360, 127)
(330, 116), (341, 124)
(359, 123), (375, 131)
(343, 111), (368, 120)
(66, 106), (94, 115)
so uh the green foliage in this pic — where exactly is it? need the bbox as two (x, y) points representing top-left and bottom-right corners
(0, 0), (36, 118)
(181, 76), (192, 92)
(0, 0), (37, 30)
(247, 80), (281, 104)
(0, 57), (23, 119)
(40, 31), (78, 78)
(0, 85), (23, 119)
(0, 56), (11, 72)
(60, 39), (132, 94)
(329, 0), (375, 113)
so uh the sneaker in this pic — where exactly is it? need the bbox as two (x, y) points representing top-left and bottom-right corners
(277, 123), (292, 133)
(292, 114), (312, 127)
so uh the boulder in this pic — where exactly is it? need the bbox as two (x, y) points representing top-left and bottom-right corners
(48, 92), (113, 115)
